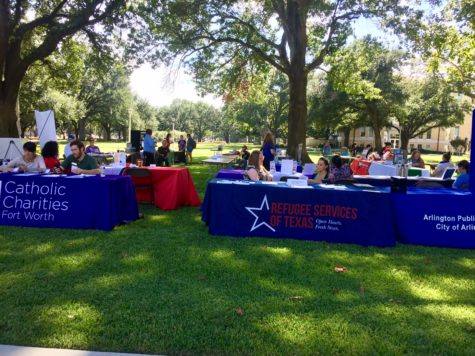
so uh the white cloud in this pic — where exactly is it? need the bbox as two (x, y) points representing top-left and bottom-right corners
(130, 64), (223, 108)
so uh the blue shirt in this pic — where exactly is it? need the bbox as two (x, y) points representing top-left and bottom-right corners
(143, 134), (156, 153)
(453, 172), (469, 189)
(262, 143), (275, 161)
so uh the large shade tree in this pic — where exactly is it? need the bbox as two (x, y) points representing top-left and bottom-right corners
(0, 0), (126, 137)
(406, 0), (475, 99)
(131, 0), (412, 161)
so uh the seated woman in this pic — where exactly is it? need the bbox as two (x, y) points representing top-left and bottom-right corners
(308, 157), (334, 184)
(41, 141), (62, 173)
(0, 142), (46, 173)
(432, 152), (455, 177)
(245, 150), (273, 181)
(330, 155), (353, 182)
(453, 160), (469, 189)
(410, 150), (425, 168)
(85, 137), (101, 154)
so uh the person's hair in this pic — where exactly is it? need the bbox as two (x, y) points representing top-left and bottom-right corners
(458, 160), (469, 173)
(88, 136), (95, 142)
(41, 141), (59, 158)
(70, 140), (85, 151)
(145, 129), (152, 135)
(385, 142), (392, 146)
(248, 150), (261, 168)
(242, 145), (248, 150)
(187, 133), (192, 138)
(318, 157), (329, 171)
(263, 132), (274, 146)
(23, 141), (37, 154)
(442, 152), (452, 162)
(411, 150), (422, 161)
(331, 155), (343, 169)
(365, 144), (372, 148)
(166, 133), (171, 139)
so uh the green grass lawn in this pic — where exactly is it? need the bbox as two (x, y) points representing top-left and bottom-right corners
(0, 142), (474, 355)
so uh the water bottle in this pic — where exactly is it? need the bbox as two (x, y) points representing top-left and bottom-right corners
(270, 160), (276, 171)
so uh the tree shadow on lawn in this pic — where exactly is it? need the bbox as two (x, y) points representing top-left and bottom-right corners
(0, 220), (474, 355)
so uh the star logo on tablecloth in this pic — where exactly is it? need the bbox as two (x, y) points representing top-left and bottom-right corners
(245, 195), (276, 232)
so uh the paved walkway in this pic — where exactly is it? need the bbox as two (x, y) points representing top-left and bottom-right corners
(0, 345), (160, 356)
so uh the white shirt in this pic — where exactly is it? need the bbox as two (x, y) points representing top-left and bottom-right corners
(64, 144), (72, 158)
(433, 161), (455, 178)
(8, 155), (46, 172)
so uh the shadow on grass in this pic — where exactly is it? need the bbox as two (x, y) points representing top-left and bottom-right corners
(0, 214), (474, 354)
(0, 152), (474, 354)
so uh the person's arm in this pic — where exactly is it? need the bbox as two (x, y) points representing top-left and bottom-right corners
(76, 168), (101, 175)
(37, 156), (46, 172)
(247, 169), (259, 181)
(76, 158), (100, 175)
(61, 156), (72, 170)
(452, 175), (462, 188)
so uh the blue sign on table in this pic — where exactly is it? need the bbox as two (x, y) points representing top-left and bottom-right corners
(202, 180), (396, 247)
(0, 173), (139, 230)
(392, 187), (475, 249)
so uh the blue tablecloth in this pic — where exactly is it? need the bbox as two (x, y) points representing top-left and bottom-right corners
(216, 169), (244, 180)
(202, 180), (396, 247)
(0, 173), (139, 230)
(354, 176), (454, 188)
(392, 187), (474, 249)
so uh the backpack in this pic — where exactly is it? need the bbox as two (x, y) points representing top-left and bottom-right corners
(191, 138), (196, 149)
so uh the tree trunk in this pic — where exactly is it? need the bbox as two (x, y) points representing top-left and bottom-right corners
(0, 97), (21, 137)
(373, 126), (382, 152)
(78, 118), (87, 141)
(400, 130), (410, 151)
(343, 127), (351, 147)
(287, 71), (310, 162)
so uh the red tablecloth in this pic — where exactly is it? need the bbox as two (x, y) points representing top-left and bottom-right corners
(131, 167), (201, 210)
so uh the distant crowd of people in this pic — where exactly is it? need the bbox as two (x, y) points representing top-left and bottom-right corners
(241, 134), (470, 189)
(142, 129), (196, 167)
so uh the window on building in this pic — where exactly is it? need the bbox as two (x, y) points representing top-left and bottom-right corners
(454, 127), (460, 138)
(368, 127), (373, 137)
(419, 133), (424, 139)
(418, 144), (422, 150)
(426, 144), (431, 149)
(426, 131), (431, 139)
(359, 127), (365, 137)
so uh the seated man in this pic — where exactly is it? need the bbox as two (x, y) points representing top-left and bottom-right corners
(61, 140), (101, 175)
(432, 152), (455, 178)
(156, 140), (170, 166)
(453, 160), (469, 189)
(0, 142), (46, 173)
(85, 136), (101, 154)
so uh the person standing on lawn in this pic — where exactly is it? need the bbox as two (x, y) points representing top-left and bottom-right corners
(143, 129), (157, 166)
(186, 133), (196, 165)
(261, 132), (276, 171)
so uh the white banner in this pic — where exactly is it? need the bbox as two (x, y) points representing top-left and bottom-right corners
(0, 138), (23, 161)
(35, 110), (57, 149)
